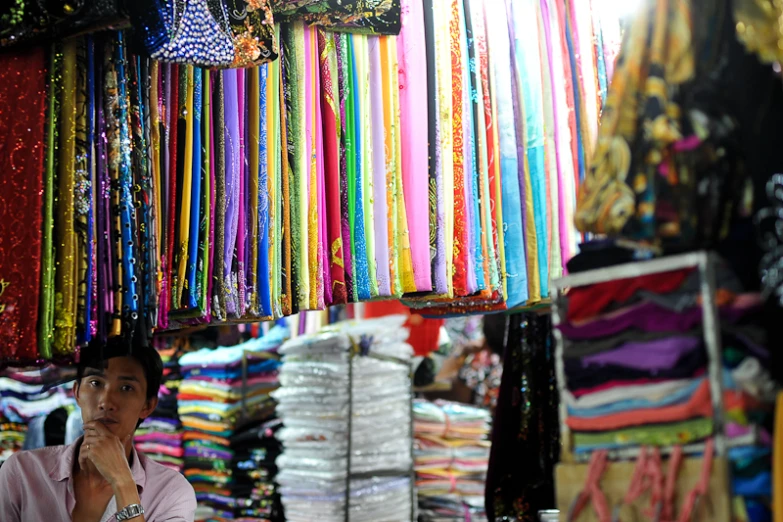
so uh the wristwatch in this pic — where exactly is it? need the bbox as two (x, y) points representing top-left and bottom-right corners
(115, 504), (145, 521)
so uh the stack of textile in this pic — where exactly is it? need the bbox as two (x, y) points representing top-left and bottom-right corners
(274, 316), (414, 522)
(179, 325), (288, 522)
(556, 258), (777, 520)
(135, 345), (186, 472)
(413, 400), (491, 522)
(723, 325), (777, 521)
(229, 417), (285, 521)
(0, 416), (27, 465)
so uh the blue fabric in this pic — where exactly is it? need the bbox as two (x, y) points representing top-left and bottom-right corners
(488, 2), (527, 307)
(22, 416), (46, 450)
(179, 325), (288, 367)
(567, 378), (705, 418)
(187, 67), (203, 310)
(258, 64), (273, 318)
(349, 37), (371, 301)
(729, 447), (771, 462)
(595, 26), (608, 105)
(65, 409), (83, 445)
(116, 33), (138, 317)
(745, 500), (772, 522)
(509, 0), (548, 298)
(732, 472), (772, 497)
(182, 360), (281, 380)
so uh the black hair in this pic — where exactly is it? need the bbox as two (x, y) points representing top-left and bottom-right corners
(76, 337), (163, 403)
(482, 313), (509, 356)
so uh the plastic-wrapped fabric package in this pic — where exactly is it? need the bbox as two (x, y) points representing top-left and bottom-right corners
(274, 316), (414, 522)
(413, 399), (491, 522)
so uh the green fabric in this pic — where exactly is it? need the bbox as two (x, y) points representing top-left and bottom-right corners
(38, 45), (59, 361)
(343, 33), (359, 300)
(574, 417), (714, 449)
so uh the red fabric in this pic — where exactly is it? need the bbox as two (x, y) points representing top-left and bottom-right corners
(566, 268), (694, 322)
(363, 301), (443, 356)
(0, 46), (47, 362)
(571, 368), (707, 398)
(450, 0), (468, 297)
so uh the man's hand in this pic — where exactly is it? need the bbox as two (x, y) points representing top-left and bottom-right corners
(80, 421), (134, 488)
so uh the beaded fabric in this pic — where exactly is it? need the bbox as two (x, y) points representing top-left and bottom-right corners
(149, 0), (235, 67)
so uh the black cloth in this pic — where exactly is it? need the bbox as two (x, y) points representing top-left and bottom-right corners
(485, 314), (559, 521)
(563, 345), (707, 391)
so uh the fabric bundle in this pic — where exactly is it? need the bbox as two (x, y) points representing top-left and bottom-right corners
(0, 0), (620, 365)
(0, 376), (80, 463)
(413, 399), (491, 522)
(135, 342), (187, 472)
(556, 259), (777, 521)
(273, 316), (413, 522)
(178, 325), (288, 521)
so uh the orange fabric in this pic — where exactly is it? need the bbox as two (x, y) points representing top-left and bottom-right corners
(566, 380), (712, 432)
(183, 431), (230, 446)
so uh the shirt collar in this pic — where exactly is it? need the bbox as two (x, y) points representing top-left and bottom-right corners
(48, 436), (147, 491)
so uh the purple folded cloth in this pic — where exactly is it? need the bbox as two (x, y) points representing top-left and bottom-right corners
(579, 336), (702, 371)
(558, 301), (750, 340)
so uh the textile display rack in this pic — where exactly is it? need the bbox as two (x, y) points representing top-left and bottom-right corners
(550, 251), (775, 522)
(552, 252), (728, 460)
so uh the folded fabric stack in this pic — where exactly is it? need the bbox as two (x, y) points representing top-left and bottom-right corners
(722, 325), (777, 521)
(0, 376), (78, 460)
(0, 416), (27, 466)
(274, 316), (413, 522)
(0, 377), (74, 425)
(556, 260), (777, 520)
(229, 417), (285, 521)
(136, 345), (186, 472)
(179, 325), (288, 522)
(413, 400), (491, 522)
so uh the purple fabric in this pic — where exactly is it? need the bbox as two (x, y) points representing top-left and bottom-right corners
(236, 68), (247, 317)
(222, 70), (240, 317)
(558, 301), (750, 340)
(580, 336), (702, 371)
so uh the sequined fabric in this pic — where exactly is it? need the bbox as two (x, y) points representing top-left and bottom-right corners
(0, 46), (47, 362)
(149, 0), (236, 67)
(485, 314), (560, 521)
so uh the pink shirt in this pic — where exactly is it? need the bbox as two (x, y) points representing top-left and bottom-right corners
(0, 438), (196, 522)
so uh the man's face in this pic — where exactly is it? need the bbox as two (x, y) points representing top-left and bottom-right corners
(74, 356), (157, 441)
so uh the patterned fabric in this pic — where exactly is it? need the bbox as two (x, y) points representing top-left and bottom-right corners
(485, 314), (559, 521)
(733, 0), (783, 65)
(0, 46), (47, 362)
(574, 0), (696, 241)
(149, 0), (235, 67)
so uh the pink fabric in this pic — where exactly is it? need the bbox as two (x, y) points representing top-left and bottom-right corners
(398, 0), (432, 292)
(0, 438), (196, 521)
(134, 432), (184, 443)
(315, 33), (331, 306)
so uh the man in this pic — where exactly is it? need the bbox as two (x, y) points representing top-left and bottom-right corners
(0, 339), (196, 521)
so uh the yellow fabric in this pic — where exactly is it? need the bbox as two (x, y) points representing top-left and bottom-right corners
(53, 40), (79, 354)
(734, 0), (783, 64)
(176, 66), (194, 307)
